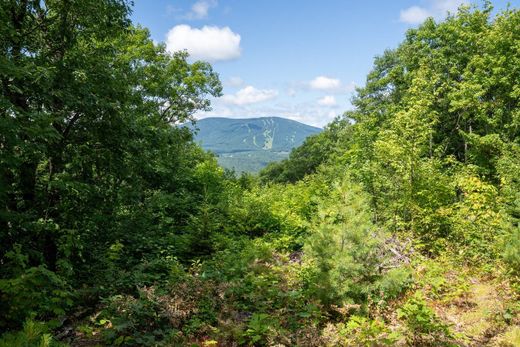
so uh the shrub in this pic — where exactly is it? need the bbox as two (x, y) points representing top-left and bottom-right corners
(98, 289), (174, 346)
(242, 313), (279, 345)
(504, 226), (520, 280)
(304, 179), (407, 308)
(397, 293), (455, 346)
(343, 315), (401, 346)
(0, 320), (66, 347)
(0, 267), (73, 331)
(447, 174), (508, 262)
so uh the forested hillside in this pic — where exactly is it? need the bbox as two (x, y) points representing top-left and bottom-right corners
(1, 1), (519, 346)
(189, 117), (322, 173)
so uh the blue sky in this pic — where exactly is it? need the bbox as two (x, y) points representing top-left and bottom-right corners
(131, 0), (517, 127)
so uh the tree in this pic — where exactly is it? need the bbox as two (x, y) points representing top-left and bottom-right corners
(304, 179), (383, 306)
(0, 0), (222, 329)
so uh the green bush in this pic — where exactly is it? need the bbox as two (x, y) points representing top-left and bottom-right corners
(504, 226), (520, 280)
(397, 293), (455, 346)
(0, 267), (73, 331)
(374, 267), (413, 301)
(304, 179), (407, 308)
(0, 320), (66, 347)
(343, 315), (401, 346)
(446, 174), (508, 262)
(242, 313), (280, 345)
(98, 289), (174, 346)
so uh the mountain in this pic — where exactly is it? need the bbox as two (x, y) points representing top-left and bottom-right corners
(190, 117), (322, 172)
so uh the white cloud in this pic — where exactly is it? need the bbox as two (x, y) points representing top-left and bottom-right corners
(318, 95), (337, 107)
(185, 0), (217, 19)
(222, 86), (278, 106)
(400, 6), (430, 24)
(399, 0), (468, 24)
(306, 77), (356, 94)
(198, 94), (353, 127)
(166, 25), (241, 62)
(196, 79), (357, 127)
(309, 76), (341, 91)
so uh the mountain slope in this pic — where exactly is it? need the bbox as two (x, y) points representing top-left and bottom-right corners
(191, 117), (322, 172)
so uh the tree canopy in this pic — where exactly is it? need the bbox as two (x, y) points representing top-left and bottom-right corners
(1, 2), (519, 346)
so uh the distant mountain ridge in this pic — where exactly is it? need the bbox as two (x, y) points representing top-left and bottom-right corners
(189, 117), (322, 172)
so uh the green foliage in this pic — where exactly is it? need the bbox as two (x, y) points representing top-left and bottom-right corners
(0, 320), (66, 347)
(98, 289), (175, 347)
(343, 5), (519, 241)
(375, 267), (413, 301)
(217, 150), (289, 174)
(504, 226), (520, 279)
(446, 174), (509, 262)
(397, 293), (456, 345)
(0, 0), (226, 340)
(243, 313), (280, 345)
(226, 177), (322, 249)
(304, 179), (408, 307)
(342, 315), (401, 346)
(0, 266), (73, 331)
(497, 143), (520, 259)
(260, 116), (350, 183)
(1, 1), (518, 345)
